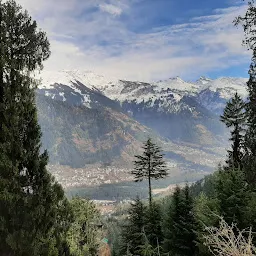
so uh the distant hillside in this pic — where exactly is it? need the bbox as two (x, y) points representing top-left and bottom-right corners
(34, 70), (245, 188)
(37, 94), (150, 168)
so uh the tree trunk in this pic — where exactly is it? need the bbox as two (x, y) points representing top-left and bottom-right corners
(148, 154), (152, 206)
(232, 123), (239, 168)
(149, 174), (152, 206)
(0, 4), (4, 144)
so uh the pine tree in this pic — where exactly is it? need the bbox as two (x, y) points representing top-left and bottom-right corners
(235, 0), (256, 186)
(220, 92), (246, 169)
(163, 186), (182, 255)
(194, 193), (220, 256)
(132, 138), (168, 206)
(163, 185), (198, 256)
(0, 1), (69, 255)
(182, 184), (199, 255)
(242, 74), (256, 185)
(215, 167), (250, 230)
(244, 73), (256, 150)
(67, 197), (100, 256)
(144, 202), (163, 250)
(120, 197), (146, 256)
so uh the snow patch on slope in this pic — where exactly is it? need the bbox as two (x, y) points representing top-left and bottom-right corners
(38, 70), (248, 114)
(155, 77), (199, 94)
(200, 77), (248, 99)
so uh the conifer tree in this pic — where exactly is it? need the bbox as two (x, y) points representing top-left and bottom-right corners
(144, 202), (163, 250)
(132, 138), (168, 205)
(194, 193), (220, 256)
(215, 167), (250, 230)
(163, 185), (198, 256)
(0, 1), (69, 255)
(67, 197), (100, 256)
(120, 197), (146, 256)
(220, 93), (246, 169)
(242, 74), (256, 185)
(235, 0), (256, 185)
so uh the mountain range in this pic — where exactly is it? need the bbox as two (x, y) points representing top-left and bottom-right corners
(36, 70), (248, 189)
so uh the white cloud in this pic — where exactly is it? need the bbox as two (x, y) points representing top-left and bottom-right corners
(99, 3), (123, 16)
(12, 0), (251, 81)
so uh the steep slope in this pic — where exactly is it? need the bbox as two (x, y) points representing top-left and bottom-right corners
(195, 77), (248, 114)
(37, 94), (225, 189)
(38, 70), (247, 116)
(38, 71), (230, 144)
(35, 70), (248, 188)
(37, 94), (148, 168)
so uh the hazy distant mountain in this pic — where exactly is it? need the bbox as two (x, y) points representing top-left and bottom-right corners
(38, 70), (247, 142)
(36, 70), (247, 188)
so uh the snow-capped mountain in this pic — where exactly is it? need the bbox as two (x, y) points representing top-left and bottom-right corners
(37, 70), (248, 143)
(195, 77), (248, 114)
(35, 70), (249, 188)
(38, 70), (122, 111)
(38, 70), (247, 112)
(196, 76), (213, 85)
(198, 77), (247, 98)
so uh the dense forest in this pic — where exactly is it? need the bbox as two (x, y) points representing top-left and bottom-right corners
(1, 0), (256, 255)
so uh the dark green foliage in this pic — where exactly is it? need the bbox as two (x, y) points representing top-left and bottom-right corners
(242, 75), (256, 186)
(0, 1), (70, 255)
(194, 193), (220, 256)
(215, 168), (250, 230)
(106, 218), (122, 256)
(189, 173), (218, 198)
(132, 138), (168, 205)
(144, 201), (163, 250)
(67, 197), (100, 256)
(235, 0), (256, 186)
(163, 185), (198, 256)
(244, 191), (256, 233)
(245, 75), (256, 154)
(220, 93), (246, 169)
(120, 197), (146, 256)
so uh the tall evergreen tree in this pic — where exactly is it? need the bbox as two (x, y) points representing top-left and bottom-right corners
(67, 197), (100, 256)
(215, 167), (250, 230)
(144, 202), (163, 250)
(163, 185), (198, 256)
(194, 193), (220, 256)
(235, 0), (256, 185)
(132, 138), (168, 205)
(0, 1), (69, 255)
(242, 74), (256, 185)
(220, 92), (246, 169)
(120, 197), (146, 256)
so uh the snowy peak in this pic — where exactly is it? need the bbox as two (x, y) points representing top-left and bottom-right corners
(196, 76), (212, 85)
(155, 76), (199, 94)
(199, 77), (248, 99)
(39, 70), (119, 92)
(38, 70), (123, 109)
(38, 70), (247, 99)
(37, 69), (248, 115)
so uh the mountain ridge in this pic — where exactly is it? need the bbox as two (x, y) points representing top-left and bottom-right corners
(35, 70), (247, 188)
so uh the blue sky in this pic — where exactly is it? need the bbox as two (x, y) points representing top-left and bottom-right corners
(16, 0), (251, 81)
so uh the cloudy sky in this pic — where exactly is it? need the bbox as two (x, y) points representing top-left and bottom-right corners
(15, 0), (251, 81)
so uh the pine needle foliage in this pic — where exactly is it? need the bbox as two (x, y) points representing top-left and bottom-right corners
(0, 1), (70, 255)
(220, 93), (246, 169)
(131, 138), (168, 205)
